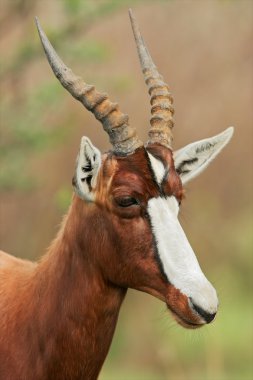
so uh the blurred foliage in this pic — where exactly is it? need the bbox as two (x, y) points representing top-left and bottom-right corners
(1, 0), (143, 79)
(0, 81), (67, 190)
(54, 186), (72, 213)
(67, 40), (110, 62)
(1, 0), (138, 191)
(111, 75), (135, 92)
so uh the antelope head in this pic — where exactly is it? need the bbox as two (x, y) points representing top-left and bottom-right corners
(36, 10), (233, 329)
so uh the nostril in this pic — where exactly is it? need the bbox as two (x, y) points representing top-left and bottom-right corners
(190, 301), (216, 324)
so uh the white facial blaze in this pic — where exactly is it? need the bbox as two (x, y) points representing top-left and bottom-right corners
(147, 196), (218, 314)
(147, 152), (165, 185)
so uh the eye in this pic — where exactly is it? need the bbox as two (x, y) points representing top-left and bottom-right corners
(115, 196), (139, 208)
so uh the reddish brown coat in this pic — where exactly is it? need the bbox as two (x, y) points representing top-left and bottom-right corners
(0, 146), (198, 380)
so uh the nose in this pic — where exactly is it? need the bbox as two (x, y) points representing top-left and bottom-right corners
(190, 300), (217, 324)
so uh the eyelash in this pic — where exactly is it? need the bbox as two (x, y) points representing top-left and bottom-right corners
(115, 197), (139, 208)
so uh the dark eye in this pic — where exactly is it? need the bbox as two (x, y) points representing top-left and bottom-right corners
(115, 197), (139, 208)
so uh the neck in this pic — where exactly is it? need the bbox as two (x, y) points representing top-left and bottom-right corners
(31, 196), (126, 380)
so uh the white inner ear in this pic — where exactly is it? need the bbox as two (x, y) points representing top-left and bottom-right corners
(74, 136), (101, 201)
(174, 127), (234, 185)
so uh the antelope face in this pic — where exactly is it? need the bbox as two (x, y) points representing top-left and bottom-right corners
(36, 10), (233, 329)
(72, 130), (233, 329)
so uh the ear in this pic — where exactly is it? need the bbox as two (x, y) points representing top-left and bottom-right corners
(174, 127), (234, 185)
(73, 136), (102, 201)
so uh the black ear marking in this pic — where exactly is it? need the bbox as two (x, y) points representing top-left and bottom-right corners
(176, 157), (198, 175)
(80, 175), (92, 191)
(196, 142), (215, 154)
(82, 165), (91, 173)
(82, 155), (92, 173)
(86, 175), (92, 191)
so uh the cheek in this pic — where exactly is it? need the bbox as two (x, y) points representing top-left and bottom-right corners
(103, 214), (167, 292)
(118, 218), (163, 282)
(118, 217), (153, 256)
(109, 216), (159, 277)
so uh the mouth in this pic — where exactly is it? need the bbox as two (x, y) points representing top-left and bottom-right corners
(167, 305), (205, 329)
(164, 285), (217, 329)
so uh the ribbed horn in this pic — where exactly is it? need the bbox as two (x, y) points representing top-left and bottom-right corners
(35, 17), (143, 155)
(129, 9), (174, 149)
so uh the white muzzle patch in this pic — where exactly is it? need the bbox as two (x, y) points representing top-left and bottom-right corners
(147, 196), (218, 315)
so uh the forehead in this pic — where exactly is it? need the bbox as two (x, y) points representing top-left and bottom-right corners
(104, 146), (183, 200)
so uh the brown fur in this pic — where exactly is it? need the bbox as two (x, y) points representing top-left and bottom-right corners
(0, 146), (202, 380)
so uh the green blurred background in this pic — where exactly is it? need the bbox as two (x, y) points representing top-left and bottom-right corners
(0, 1), (252, 379)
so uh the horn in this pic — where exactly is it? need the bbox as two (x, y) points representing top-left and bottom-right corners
(35, 17), (143, 155)
(129, 9), (174, 149)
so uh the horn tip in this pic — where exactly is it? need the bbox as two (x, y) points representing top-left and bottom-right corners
(128, 8), (136, 24)
(34, 16), (39, 27)
(34, 16), (43, 37)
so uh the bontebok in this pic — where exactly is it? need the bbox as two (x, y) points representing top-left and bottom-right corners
(0, 9), (233, 380)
